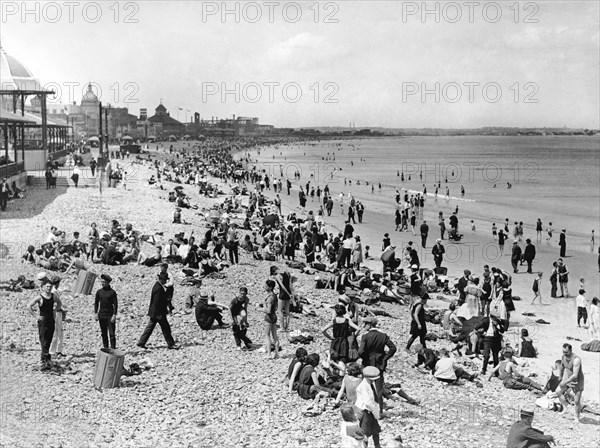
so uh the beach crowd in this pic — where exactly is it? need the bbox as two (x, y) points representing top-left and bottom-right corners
(21, 137), (598, 448)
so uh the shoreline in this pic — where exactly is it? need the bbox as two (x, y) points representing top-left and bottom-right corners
(238, 139), (600, 403)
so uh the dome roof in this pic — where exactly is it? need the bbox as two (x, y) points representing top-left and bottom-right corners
(82, 83), (99, 103)
(0, 45), (41, 91)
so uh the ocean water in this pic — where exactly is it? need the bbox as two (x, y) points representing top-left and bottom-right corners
(251, 135), (599, 250)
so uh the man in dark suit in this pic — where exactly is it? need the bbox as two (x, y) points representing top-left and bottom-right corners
(420, 220), (429, 248)
(511, 241), (522, 273)
(358, 317), (397, 413)
(137, 272), (179, 349)
(431, 239), (445, 268)
(523, 239), (536, 274)
(559, 229), (567, 257)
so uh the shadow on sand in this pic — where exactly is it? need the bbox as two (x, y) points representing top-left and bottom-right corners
(0, 185), (69, 221)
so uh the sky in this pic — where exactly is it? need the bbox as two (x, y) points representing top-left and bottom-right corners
(1, 1), (599, 128)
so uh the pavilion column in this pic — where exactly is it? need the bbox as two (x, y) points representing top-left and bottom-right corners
(13, 123), (18, 163)
(3, 123), (8, 161)
(41, 94), (48, 164)
(21, 124), (25, 163)
(12, 124), (17, 163)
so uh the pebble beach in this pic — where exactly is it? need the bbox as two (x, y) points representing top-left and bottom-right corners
(0, 140), (598, 448)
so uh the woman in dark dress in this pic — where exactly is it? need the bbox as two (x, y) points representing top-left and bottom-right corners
(284, 226), (295, 260)
(297, 353), (330, 413)
(322, 305), (360, 372)
(549, 261), (558, 298)
(287, 347), (308, 393)
(501, 281), (515, 329)
(519, 328), (537, 358)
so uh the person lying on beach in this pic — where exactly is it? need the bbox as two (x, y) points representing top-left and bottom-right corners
(377, 281), (405, 305)
(138, 246), (163, 267)
(487, 348), (543, 391)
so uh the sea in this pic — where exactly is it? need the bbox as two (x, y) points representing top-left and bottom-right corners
(247, 135), (599, 253)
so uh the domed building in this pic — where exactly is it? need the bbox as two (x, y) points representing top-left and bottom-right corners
(77, 83), (101, 135)
(0, 44), (40, 91)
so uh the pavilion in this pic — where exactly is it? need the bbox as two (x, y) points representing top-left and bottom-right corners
(0, 45), (70, 180)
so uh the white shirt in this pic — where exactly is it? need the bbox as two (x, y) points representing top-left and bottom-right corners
(576, 294), (587, 308)
(434, 357), (457, 381)
(178, 244), (190, 260)
(342, 238), (353, 250)
(354, 379), (380, 420)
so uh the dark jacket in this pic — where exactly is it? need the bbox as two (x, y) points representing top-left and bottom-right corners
(523, 244), (536, 262)
(506, 420), (554, 448)
(511, 245), (522, 261)
(147, 281), (170, 318)
(358, 329), (397, 373)
(477, 315), (506, 335)
(94, 287), (118, 318)
(432, 243), (445, 260)
(195, 298), (222, 329)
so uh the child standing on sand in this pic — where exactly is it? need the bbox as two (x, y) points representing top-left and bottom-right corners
(531, 272), (543, 305)
(492, 223), (497, 239)
(340, 405), (366, 448)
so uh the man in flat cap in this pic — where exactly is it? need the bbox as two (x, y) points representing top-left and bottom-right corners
(355, 366), (383, 448)
(94, 274), (118, 349)
(358, 317), (397, 415)
(506, 408), (555, 447)
(137, 272), (178, 349)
